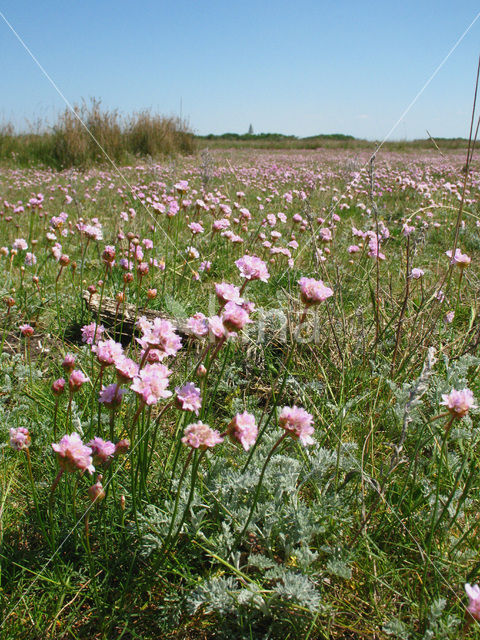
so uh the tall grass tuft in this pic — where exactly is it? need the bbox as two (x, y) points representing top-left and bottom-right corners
(0, 98), (196, 168)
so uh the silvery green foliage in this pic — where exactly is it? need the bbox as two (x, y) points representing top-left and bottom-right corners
(383, 618), (411, 639)
(0, 354), (42, 445)
(188, 575), (266, 617)
(422, 598), (461, 640)
(141, 433), (356, 630)
(187, 569), (320, 625)
(388, 347), (437, 438)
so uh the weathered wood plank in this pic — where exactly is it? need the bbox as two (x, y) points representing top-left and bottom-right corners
(82, 291), (190, 334)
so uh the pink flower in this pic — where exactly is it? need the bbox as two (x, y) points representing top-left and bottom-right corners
(279, 406), (315, 446)
(181, 421), (224, 449)
(115, 355), (139, 382)
(102, 245), (115, 264)
(62, 353), (76, 372)
(440, 388), (477, 418)
(52, 378), (66, 395)
(222, 302), (251, 332)
(87, 437), (116, 464)
(446, 248), (471, 267)
(228, 412), (258, 451)
(69, 369), (89, 392)
(298, 277), (333, 306)
(52, 432), (94, 474)
(215, 282), (244, 305)
(88, 479), (105, 503)
(348, 245), (361, 254)
(445, 311), (455, 324)
(174, 180), (189, 193)
(9, 427), (31, 451)
(411, 268), (424, 279)
(131, 363), (172, 405)
(136, 317), (182, 358)
(81, 322), (104, 345)
(176, 383), (202, 415)
(99, 383), (126, 407)
(13, 238), (28, 251)
(186, 313), (209, 338)
(402, 223), (415, 236)
(319, 228), (332, 242)
(24, 252), (37, 266)
(235, 255), (270, 282)
(188, 222), (204, 234)
(366, 232), (385, 260)
(465, 583), (480, 621)
(19, 324), (34, 337)
(94, 339), (124, 367)
(208, 315), (227, 340)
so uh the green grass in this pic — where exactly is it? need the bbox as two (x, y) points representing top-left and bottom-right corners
(0, 148), (479, 638)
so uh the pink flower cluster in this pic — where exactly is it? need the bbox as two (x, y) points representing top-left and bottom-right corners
(298, 277), (333, 306)
(440, 388), (476, 418)
(52, 432), (95, 474)
(182, 421), (223, 449)
(279, 406), (315, 446)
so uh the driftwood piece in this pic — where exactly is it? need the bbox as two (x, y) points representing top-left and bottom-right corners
(82, 291), (190, 335)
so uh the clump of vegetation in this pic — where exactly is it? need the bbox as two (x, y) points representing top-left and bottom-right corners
(0, 98), (196, 169)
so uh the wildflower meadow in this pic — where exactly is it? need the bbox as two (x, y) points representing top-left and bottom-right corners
(1, 145), (480, 639)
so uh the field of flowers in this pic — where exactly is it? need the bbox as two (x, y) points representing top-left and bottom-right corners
(1, 147), (479, 639)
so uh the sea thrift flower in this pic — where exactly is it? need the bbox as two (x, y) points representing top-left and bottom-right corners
(52, 378), (66, 395)
(12, 238), (28, 251)
(186, 313), (209, 338)
(440, 388), (477, 418)
(348, 245), (361, 254)
(175, 383), (202, 415)
(115, 355), (139, 382)
(19, 324), (34, 337)
(298, 277), (333, 306)
(52, 433), (94, 474)
(9, 427), (31, 451)
(87, 437), (116, 464)
(69, 369), (89, 392)
(208, 315), (227, 340)
(99, 383), (127, 407)
(279, 406), (315, 446)
(222, 301), (251, 332)
(228, 412), (258, 451)
(215, 282), (244, 305)
(94, 339), (124, 367)
(411, 268), (424, 279)
(131, 363), (172, 405)
(235, 255), (270, 282)
(62, 353), (76, 372)
(88, 477), (106, 502)
(102, 245), (116, 264)
(181, 421), (224, 449)
(319, 228), (332, 242)
(24, 252), (37, 266)
(366, 232), (385, 260)
(136, 317), (182, 358)
(465, 584), (480, 621)
(81, 322), (104, 345)
(445, 311), (455, 323)
(446, 248), (471, 267)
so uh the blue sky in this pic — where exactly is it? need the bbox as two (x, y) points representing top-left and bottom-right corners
(0, 0), (479, 140)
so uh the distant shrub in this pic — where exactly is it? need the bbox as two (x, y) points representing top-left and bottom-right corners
(0, 98), (196, 168)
